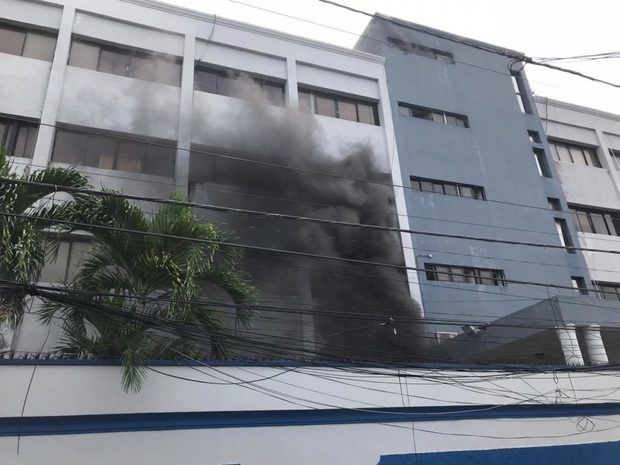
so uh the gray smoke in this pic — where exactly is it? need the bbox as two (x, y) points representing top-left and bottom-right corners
(190, 75), (424, 361)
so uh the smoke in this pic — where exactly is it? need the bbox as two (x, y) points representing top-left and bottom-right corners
(190, 75), (424, 361)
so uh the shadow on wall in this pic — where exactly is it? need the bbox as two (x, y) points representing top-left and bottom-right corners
(189, 75), (424, 362)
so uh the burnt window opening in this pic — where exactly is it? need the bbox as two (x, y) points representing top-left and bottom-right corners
(425, 263), (506, 286)
(68, 38), (182, 87)
(387, 37), (454, 64)
(298, 88), (379, 126)
(0, 22), (56, 61)
(569, 204), (620, 237)
(194, 64), (285, 106)
(0, 115), (39, 158)
(410, 176), (485, 200)
(52, 127), (176, 177)
(548, 139), (601, 168)
(398, 102), (468, 128)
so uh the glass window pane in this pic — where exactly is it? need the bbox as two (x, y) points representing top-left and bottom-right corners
(338, 100), (357, 121)
(604, 214), (617, 236)
(583, 147), (601, 168)
(569, 145), (586, 165)
(145, 144), (175, 177)
(22, 32), (56, 61)
(0, 121), (7, 147)
(451, 267), (465, 282)
(411, 179), (421, 190)
(194, 68), (218, 93)
(84, 134), (116, 169)
(459, 185), (473, 198)
(432, 182), (444, 193)
(13, 125), (37, 158)
(590, 213), (609, 235)
(555, 144), (571, 163)
(398, 105), (411, 117)
(431, 112), (445, 123)
(315, 96), (336, 117)
(0, 27), (25, 56)
(155, 57), (181, 86)
(298, 91), (312, 113)
(463, 268), (476, 284)
(611, 215), (620, 237)
(445, 114), (458, 126)
(129, 53), (157, 82)
(411, 107), (432, 120)
(478, 269), (494, 285)
(576, 211), (593, 233)
(99, 48), (129, 76)
(435, 266), (450, 281)
(357, 103), (376, 125)
(68, 41), (100, 70)
(420, 180), (433, 192)
(52, 130), (85, 165)
(262, 82), (284, 106)
(444, 184), (458, 196)
(116, 140), (147, 173)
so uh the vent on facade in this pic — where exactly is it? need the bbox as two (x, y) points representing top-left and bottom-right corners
(435, 331), (457, 342)
(387, 36), (454, 63)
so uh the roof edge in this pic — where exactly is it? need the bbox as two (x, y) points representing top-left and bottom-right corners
(535, 96), (620, 122)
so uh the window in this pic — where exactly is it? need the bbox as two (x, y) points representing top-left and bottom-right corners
(387, 37), (454, 63)
(398, 103), (468, 128)
(594, 282), (620, 300)
(0, 23), (56, 61)
(533, 148), (552, 178)
(510, 71), (531, 114)
(411, 176), (485, 200)
(609, 149), (620, 170)
(194, 65), (285, 106)
(68, 39), (182, 86)
(425, 263), (505, 286)
(298, 89), (379, 125)
(528, 130), (541, 144)
(548, 140), (601, 168)
(571, 277), (588, 295)
(547, 198), (562, 211)
(0, 116), (39, 158)
(569, 205), (620, 237)
(52, 127), (176, 177)
(555, 218), (575, 252)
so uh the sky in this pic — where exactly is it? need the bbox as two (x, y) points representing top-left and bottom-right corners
(161, 0), (620, 115)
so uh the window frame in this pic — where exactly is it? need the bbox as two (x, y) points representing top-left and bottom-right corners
(410, 176), (485, 200)
(0, 22), (57, 61)
(549, 139), (602, 168)
(398, 102), (469, 128)
(0, 116), (39, 159)
(569, 204), (620, 237)
(387, 37), (455, 64)
(298, 88), (380, 126)
(425, 263), (506, 287)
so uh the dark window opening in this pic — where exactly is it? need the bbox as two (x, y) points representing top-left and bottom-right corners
(411, 176), (485, 200)
(571, 277), (588, 295)
(549, 140), (601, 168)
(398, 103), (468, 128)
(510, 71), (532, 114)
(425, 263), (506, 286)
(533, 148), (552, 177)
(0, 22), (56, 61)
(0, 116), (38, 158)
(68, 39), (182, 87)
(594, 281), (620, 300)
(547, 198), (562, 211)
(299, 88), (379, 125)
(555, 217), (575, 253)
(528, 130), (541, 144)
(52, 127), (176, 177)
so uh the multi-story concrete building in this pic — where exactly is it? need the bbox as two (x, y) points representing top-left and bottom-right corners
(355, 15), (597, 339)
(537, 97), (620, 295)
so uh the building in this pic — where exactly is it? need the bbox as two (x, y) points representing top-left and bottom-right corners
(355, 15), (596, 339)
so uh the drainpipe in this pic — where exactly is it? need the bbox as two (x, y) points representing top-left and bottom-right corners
(583, 324), (609, 366)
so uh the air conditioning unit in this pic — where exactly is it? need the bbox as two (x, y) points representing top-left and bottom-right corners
(435, 331), (457, 342)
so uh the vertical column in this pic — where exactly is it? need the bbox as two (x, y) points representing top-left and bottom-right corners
(31, 6), (75, 169)
(285, 57), (298, 109)
(174, 33), (197, 194)
(584, 324), (609, 366)
(556, 323), (585, 366)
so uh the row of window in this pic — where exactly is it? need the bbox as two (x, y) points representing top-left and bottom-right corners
(52, 128), (176, 177)
(68, 39), (182, 87)
(410, 176), (485, 200)
(387, 37), (454, 63)
(569, 205), (620, 236)
(398, 103), (469, 128)
(594, 282), (620, 301)
(548, 140), (601, 168)
(0, 22), (56, 61)
(299, 89), (379, 125)
(0, 116), (39, 158)
(424, 264), (506, 286)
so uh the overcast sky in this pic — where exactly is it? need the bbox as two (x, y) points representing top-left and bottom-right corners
(163, 0), (619, 114)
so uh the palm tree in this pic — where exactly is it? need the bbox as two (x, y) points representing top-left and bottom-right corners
(0, 148), (90, 329)
(41, 192), (257, 392)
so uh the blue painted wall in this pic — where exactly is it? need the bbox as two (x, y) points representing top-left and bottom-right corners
(379, 440), (620, 465)
(356, 18), (590, 334)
